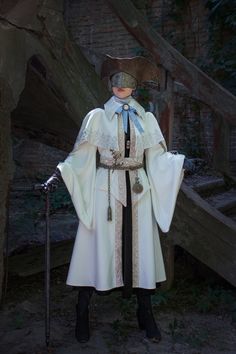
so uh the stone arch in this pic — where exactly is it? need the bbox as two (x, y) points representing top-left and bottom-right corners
(0, 0), (109, 299)
(11, 53), (79, 149)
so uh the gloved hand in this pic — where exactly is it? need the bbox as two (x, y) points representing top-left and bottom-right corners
(183, 158), (191, 171)
(42, 168), (62, 193)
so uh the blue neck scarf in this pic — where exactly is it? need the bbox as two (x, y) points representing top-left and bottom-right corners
(115, 100), (144, 134)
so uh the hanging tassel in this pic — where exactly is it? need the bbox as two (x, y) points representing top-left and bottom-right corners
(107, 169), (112, 221)
(107, 206), (112, 221)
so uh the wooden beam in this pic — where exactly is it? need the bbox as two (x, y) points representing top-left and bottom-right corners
(106, 0), (236, 125)
(169, 182), (236, 287)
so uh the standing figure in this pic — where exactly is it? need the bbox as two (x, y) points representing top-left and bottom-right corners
(43, 55), (185, 343)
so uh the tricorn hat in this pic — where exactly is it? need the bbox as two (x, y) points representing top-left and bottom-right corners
(101, 55), (159, 85)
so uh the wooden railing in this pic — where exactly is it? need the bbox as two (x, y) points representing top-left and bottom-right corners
(105, 0), (236, 175)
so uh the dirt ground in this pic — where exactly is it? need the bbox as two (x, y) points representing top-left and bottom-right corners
(1, 258), (236, 354)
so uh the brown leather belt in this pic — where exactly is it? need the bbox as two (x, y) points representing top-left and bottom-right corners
(98, 162), (144, 171)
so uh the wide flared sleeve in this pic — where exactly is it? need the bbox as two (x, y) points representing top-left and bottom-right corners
(145, 113), (185, 232)
(57, 143), (97, 230)
(56, 110), (101, 230)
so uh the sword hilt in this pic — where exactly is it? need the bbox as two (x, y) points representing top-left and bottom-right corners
(33, 183), (44, 191)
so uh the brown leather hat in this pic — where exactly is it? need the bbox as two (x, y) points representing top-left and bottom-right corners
(101, 55), (159, 85)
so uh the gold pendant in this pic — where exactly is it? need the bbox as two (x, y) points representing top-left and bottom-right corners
(132, 177), (143, 194)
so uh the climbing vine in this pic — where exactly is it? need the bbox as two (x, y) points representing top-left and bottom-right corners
(204, 0), (236, 94)
(168, 0), (235, 94)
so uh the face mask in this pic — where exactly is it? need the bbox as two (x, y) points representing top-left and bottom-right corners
(110, 72), (137, 89)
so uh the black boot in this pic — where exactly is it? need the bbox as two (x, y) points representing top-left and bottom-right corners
(75, 287), (93, 343)
(136, 290), (162, 342)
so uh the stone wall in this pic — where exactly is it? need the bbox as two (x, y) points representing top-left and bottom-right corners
(0, 108), (14, 300)
(8, 136), (77, 255)
(0, 0), (110, 300)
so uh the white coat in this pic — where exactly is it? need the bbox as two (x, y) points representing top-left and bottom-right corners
(57, 95), (185, 291)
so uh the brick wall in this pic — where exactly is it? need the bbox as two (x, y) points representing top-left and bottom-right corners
(64, 0), (235, 172)
(147, 0), (209, 63)
(64, 0), (210, 64)
(64, 0), (140, 73)
(172, 96), (214, 160)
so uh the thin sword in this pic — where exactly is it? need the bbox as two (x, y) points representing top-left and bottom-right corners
(45, 191), (50, 347)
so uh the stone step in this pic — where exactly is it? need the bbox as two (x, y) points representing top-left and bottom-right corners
(205, 189), (236, 214)
(193, 177), (225, 194)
